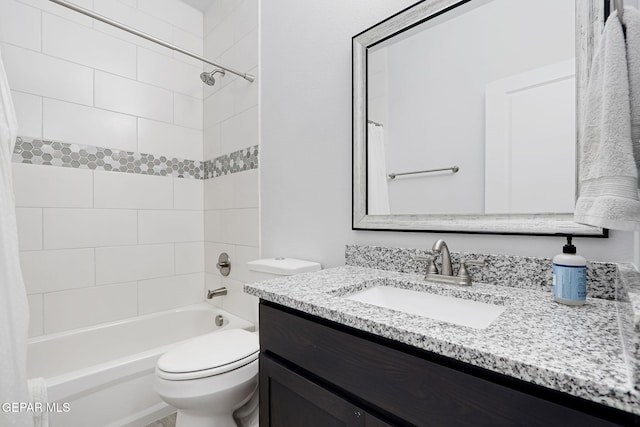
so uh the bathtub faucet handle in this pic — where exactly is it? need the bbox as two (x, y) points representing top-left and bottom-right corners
(216, 252), (231, 276)
(207, 287), (228, 299)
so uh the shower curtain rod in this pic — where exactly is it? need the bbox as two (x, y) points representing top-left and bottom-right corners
(48, 0), (255, 82)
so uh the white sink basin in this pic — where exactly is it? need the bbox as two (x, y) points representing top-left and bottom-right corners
(344, 285), (506, 329)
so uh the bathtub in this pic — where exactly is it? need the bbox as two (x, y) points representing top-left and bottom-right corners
(27, 303), (254, 427)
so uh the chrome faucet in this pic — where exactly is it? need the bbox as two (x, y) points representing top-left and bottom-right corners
(415, 240), (485, 286)
(207, 287), (228, 299)
(432, 239), (453, 276)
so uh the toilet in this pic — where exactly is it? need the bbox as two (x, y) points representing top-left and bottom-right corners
(155, 257), (320, 427)
(155, 329), (259, 427)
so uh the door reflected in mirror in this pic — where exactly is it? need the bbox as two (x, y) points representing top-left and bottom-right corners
(366, 0), (575, 216)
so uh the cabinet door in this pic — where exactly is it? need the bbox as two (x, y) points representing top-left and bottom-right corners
(260, 354), (392, 427)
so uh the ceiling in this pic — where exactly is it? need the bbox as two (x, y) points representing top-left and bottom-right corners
(180, 0), (215, 12)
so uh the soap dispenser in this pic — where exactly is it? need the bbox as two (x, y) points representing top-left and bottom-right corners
(552, 236), (587, 306)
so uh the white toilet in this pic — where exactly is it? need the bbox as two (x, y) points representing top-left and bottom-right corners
(155, 329), (259, 427)
(155, 258), (320, 427)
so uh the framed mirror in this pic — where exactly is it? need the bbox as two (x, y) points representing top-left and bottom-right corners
(352, 0), (607, 236)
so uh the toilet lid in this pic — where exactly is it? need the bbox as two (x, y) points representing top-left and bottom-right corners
(157, 329), (259, 378)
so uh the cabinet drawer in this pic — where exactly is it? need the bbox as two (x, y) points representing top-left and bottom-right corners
(260, 302), (629, 426)
(260, 354), (393, 427)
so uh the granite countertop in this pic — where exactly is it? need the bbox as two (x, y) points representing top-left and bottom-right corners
(245, 265), (640, 415)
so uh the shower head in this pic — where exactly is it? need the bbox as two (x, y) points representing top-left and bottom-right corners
(200, 69), (225, 86)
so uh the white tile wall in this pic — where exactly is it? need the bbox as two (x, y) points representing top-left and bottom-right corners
(42, 13), (137, 79)
(21, 248), (95, 294)
(27, 294), (43, 337)
(43, 282), (138, 333)
(138, 273), (205, 314)
(228, 244), (260, 284)
(203, 18), (234, 60)
(233, 169), (259, 208)
(174, 93), (204, 130)
(94, 171), (173, 209)
(11, 91), (42, 139)
(95, 71), (173, 123)
(220, 106), (258, 153)
(172, 27), (204, 66)
(138, 210), (204, 244)
(203, 124), (221, 160)
(203, 0), (260, 325)
(204, 83), (234, 128)
(13, 163), (93, 208)
(2, 42), (94, 106)
(220, 277), (258, 324)
(137, 0), (203, 37)
(204, 210), (223, 242)
(175, 242), (205, 274)
(174, 178), (204, 210)
(234, 0), (259, 43)
(234, 67), (259, 114)
(15, 208), (42, 251)
(5, 0), (208, 336)
(96, 244), (174, 285)
(138, 118), (202, 160)
(93, 0), (173, 54)
(43, 99), (138, 151)
(137, 48), (202, 99)
(19, 0), (93, 27)
(223, 208), (258, 246)
(220, 29), (258, 74)
(0, 0), (41, 51)
(43, 209), (138, 249)
(204, 173), (233, 209)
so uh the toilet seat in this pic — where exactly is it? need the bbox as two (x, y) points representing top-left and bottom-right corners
(156, 329), (259, 381)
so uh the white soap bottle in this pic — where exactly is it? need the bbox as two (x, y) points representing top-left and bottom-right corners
(552, 236), (587, 306)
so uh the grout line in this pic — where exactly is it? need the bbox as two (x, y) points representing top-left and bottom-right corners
(136, 280), (140, 316)
(40, 207), (44, 250)
(93, 247), (97, 287)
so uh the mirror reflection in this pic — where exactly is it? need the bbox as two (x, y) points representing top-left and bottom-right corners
(366, 0), (576, 216)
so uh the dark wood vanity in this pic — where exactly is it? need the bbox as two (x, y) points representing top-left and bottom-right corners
(258, 301), (639, 426)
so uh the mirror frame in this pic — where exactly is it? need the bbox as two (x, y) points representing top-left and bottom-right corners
(352, 0), (607, 236)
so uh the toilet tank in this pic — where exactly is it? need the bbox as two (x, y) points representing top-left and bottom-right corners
(247, 258), (321, 281)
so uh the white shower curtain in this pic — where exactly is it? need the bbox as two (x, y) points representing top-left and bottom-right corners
(367, 123), (390, 214)
(0, 47), (32, 427)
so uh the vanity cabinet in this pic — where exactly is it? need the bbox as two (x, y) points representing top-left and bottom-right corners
(258, 302), (638, 426)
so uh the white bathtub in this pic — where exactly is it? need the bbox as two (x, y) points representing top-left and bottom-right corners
(27, 303), (254, 427)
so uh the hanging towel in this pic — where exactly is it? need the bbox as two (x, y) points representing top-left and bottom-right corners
(574, 9), (640, 230)
(625, 7), (640, 170)
(27, 378), (48, 427)
(367, 122), (390, 214)
(0, 47), (32, 427)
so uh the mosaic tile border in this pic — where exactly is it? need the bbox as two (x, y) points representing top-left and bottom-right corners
(12, 137), (259, 180)
(205, 144), (259, 179)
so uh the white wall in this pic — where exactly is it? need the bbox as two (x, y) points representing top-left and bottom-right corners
(202, 0), (260, 325)
(3, 0), (206, 336)
(260, 0), (636, 268)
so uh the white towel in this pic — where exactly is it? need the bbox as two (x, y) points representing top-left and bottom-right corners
(0, 47), (32, 427)
(625, 7), (640, 170)
(27, 378), (48, 427)
(574, 9), (640, 230)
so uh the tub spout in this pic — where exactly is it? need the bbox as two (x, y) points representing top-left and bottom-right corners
(207, 287), (228, 299)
